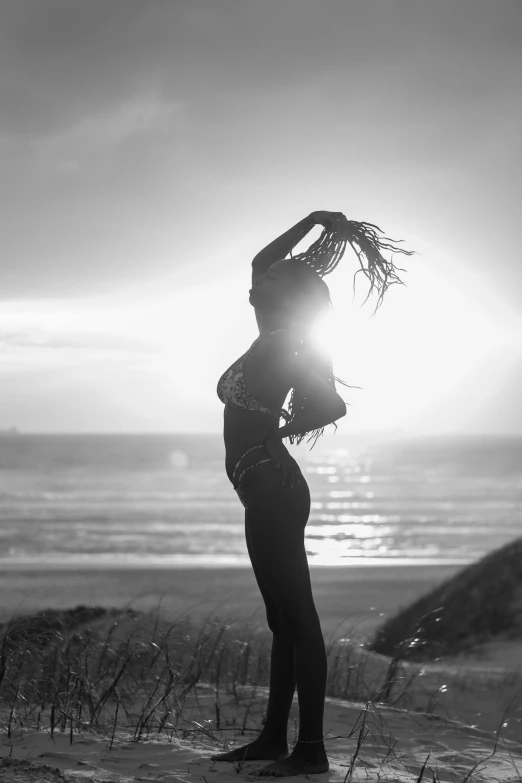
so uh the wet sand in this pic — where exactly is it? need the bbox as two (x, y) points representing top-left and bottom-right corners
(0, 563), (462, 638)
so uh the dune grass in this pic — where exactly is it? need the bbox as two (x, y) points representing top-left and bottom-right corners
(369, 538), (522, 662)
(0, 604), (521, 782)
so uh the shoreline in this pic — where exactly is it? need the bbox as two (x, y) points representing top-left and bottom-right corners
(0, 557), (472, 569)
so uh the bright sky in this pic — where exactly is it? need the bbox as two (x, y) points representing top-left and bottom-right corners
(1, 0), (521, 436)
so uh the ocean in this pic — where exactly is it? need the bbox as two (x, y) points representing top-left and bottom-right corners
(0, 432), (520, 568)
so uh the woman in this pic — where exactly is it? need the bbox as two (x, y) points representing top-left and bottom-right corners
(212, 211), (412, 777)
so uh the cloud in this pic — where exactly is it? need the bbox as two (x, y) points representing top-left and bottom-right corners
(0, 0), (150, 137)
(21, 90), (183, 177)
(0, 297), (160, 374)
(0, 328), (155, 353)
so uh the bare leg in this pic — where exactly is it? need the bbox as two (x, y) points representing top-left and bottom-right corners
(211, 529), (296, 762)
(255, 557), (329, 777)
(213, 459), (329, 775)
(211, 615), (294, 756)
(260, 629), (296, 743)
(243, 463), (329, 776)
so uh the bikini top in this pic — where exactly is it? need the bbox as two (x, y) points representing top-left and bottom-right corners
(216, 331), (287, 419)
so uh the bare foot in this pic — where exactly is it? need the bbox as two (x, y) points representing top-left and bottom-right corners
(254, 752), (329, 777)
(210, 738), (289, 763)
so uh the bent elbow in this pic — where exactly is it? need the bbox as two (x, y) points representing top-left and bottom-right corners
(325, 401), (346, 424)
(335, 404), (347, 421)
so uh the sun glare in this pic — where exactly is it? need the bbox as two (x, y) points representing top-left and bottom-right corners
(2, 247), (521, 434)
(310, 313), (337, 356)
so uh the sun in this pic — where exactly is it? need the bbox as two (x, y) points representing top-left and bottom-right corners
(310, 313), (337, 356)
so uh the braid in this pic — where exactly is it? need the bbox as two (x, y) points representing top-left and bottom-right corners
(283, 360), (361, 449)
(280, 214), (414, 449)
(290, 214), (414, 316)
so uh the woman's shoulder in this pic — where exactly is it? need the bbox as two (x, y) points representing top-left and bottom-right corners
(265, 325), (309, 344)
(259, 327), (302, 356)
(263, 327), (326, 364)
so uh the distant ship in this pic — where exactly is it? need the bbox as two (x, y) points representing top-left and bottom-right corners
(0, 427), (20, 436)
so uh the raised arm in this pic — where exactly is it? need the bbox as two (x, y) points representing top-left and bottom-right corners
(251, 211), (343, 279)
(251, 214), (316, 276)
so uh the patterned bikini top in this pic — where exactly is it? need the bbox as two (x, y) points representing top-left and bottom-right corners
(216, 332), (286, 420)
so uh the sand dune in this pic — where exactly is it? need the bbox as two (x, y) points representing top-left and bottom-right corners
(1, 564), (522, 781)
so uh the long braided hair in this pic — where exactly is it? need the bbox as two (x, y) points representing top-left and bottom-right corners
(281, 215), (414, 448)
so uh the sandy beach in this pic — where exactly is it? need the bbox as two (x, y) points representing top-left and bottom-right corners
(2, 671), (522, 782)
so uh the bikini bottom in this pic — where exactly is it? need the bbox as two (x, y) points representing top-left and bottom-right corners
(232, 444), (272, 508)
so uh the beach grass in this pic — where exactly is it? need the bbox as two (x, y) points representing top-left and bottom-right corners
(1, 604), (521, 782)
(368, 539), (522, 663)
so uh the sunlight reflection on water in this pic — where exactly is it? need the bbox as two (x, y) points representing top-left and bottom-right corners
(1, 434), (521, 566)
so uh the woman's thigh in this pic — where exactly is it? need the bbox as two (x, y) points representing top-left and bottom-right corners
(241, 461), (318, 636)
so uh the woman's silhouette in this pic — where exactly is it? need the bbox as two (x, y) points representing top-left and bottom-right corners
(212, 211), (412, 777)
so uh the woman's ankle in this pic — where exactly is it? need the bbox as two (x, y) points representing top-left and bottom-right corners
(292, 739), (327, 756)
(257, 728), (288, 746)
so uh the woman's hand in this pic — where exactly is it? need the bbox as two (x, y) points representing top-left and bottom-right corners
(310, 210), (346, 228)
(263, 433), (302, 488)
